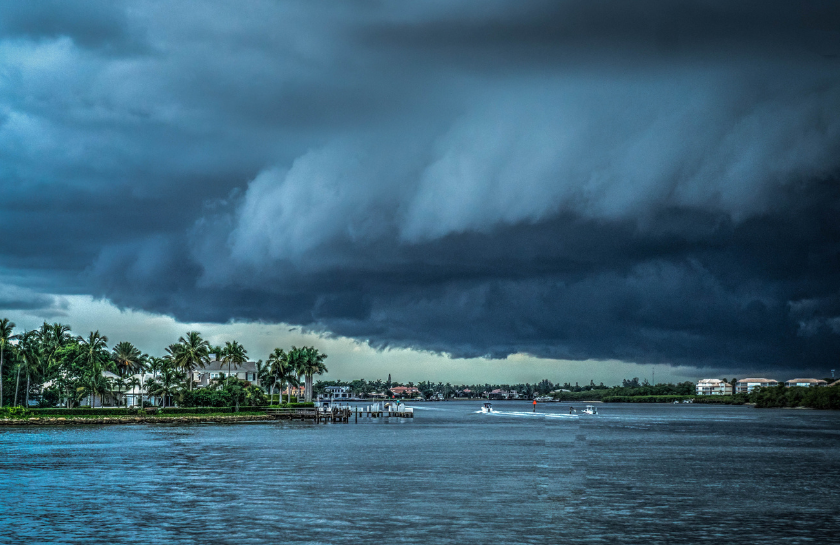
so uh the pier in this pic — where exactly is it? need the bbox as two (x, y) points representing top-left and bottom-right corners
(265, 403), (414, 423)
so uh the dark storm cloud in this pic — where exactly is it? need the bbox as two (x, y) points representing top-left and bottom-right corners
(2, 1), (840, 375)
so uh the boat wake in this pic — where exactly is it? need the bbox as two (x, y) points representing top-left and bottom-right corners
(477, 410), (580, 418)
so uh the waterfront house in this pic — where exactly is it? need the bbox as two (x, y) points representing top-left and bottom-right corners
(735, 378), (778, 394)
(784, 378), (827, 388)
(696, 379), (733, 396)
(389, 386), (420, 398)
(321, 386), (352, 400)
(488, 389), (519, 400)
(282, 384), (306, 399)
(193, 360), (261, 389)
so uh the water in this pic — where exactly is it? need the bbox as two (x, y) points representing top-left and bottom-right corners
(1, 402), (838, 544)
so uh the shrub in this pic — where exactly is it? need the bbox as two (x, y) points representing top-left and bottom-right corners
(180, 389), (232, 408)
(27, 408), (139, 416)
(158, 407), (232, 414)
(268, 402), (315, 409)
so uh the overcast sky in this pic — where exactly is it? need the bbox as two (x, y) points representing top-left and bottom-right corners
(1, 1), (839, 383)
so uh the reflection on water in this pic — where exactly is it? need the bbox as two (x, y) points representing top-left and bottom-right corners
(1, 402), (838, 543)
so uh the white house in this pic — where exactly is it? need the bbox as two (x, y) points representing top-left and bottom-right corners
(784, 378), (827, 388)
(192, 360), (261, 388)
(735, 378), (778, 394)
(320, 386), (351, 400)
(696, 379), (733, 396)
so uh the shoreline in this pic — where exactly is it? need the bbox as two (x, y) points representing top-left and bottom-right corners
(0, 414), (274, 426)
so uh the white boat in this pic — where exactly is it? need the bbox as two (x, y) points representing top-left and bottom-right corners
(481, 402), (494, 413)
(581, 405), (598, 415)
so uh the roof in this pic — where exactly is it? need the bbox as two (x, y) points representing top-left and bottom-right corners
(389, 386), (419, 393)
(736, 378), (777, 383)
(198, 360), (259, 372)
(830, 380), (840, 387)
(785, 378), (827, 384)
(697, 379), (728, 384)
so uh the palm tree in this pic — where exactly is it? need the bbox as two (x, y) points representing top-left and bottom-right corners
(18, 331), (43, 408)
(124, 376), (141, 407)
(267, 348), (297, 404)
(85, 373), (114, 408)
(148, 356), (166, 378)
(254, 359), (266, 389)
(145, 365), (184, 408)
(79, 331), (110, 407)
(112, 342), (143, 377)
(292, 346), (328, 403)
(112, 376), (127, 407)
(173, 332), (210, 390)
(0, 318), (17, 407)
(38, 322), (71, 375)
(221, 340), (247, 378)
(210, 345), (224, 362)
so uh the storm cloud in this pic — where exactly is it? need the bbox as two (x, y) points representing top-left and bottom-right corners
(2, 1), (839, 375)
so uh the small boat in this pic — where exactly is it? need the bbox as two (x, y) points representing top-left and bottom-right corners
(481, 402), (494, 413)
(581, 405), (598, 415)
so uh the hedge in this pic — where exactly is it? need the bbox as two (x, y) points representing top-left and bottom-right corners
(27, 408), (140, 416)
(268, 402), (315, 409)
(21, 406), (271, 417)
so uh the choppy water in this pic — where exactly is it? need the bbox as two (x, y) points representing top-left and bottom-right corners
(1, 402), (838, 544)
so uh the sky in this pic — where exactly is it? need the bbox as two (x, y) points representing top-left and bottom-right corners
(1, 1), (839, 384)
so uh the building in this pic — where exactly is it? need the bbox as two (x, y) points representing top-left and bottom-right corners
(322, 386), (352, 400)
(193, 360), (261, 388)
(735, 378), (778, 394)
(696, 379), (733, 396)
(488, 389), (519, 400)
(784, 378), (827, 388)
(389, 386), (420, 398)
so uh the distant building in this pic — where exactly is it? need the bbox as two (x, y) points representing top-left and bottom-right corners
(735, 378), (778, 394)
(830, 380), (840, 388)
(322, 386), (351, 400)
(784, 378), (827, 388)
(696, 379), (733, 396)
(488, 389), (519, 400)
(389, 386), (420, 398)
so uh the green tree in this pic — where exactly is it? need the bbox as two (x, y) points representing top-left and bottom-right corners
(209, 345), (224, 362)
(297, 346), (328, 402)
(0, 318), (18, 407)
(221, 340), (247, 378)
(146, 364), (184, 408)
(173, 332), (210, 390)
(268, 348), (299, 404)
(18, 331), (43, 408)
(112, 341), (144, 377)
(79, 331), (111, 407)
(124, 375), (141, 407)
(220, 376), (246, 411)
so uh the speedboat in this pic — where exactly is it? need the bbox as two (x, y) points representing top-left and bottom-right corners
(581, 405), (598, 415)
(481, 402), (494, 413)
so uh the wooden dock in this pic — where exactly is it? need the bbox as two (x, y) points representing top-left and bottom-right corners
(265, 404), (414, 423)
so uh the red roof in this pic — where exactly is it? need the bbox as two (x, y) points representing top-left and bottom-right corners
(389, 386), (419, 393)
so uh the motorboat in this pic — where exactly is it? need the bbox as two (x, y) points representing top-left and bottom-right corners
(481, 402), (494, 413)
(581, 405), (598, 415)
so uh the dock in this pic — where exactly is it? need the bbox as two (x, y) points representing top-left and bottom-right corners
(265, 403), (414, 423)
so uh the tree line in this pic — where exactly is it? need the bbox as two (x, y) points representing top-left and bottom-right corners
(0, 318), (328, 409)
